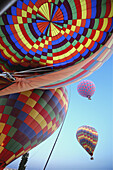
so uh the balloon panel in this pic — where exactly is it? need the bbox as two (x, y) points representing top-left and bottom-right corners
(77, 80), (96, 98)
(76, 125), (98, 156)
(40, 35), (113, 89)
(0, 0), (112, 72)
(0, 87), (68, 168)
(0, 34), (112, 96)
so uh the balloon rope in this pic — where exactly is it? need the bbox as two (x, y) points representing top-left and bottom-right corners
(0, 0), (18, 16)
(43, 86), (71, 170)
(0, 72), (16, 81)
(14, 66), (53, 74)
(43, 116), (66, 170)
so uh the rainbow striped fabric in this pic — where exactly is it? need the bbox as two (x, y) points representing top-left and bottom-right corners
(0, 31), (112, 95)
(0, 0), (113, 72)
(41, 34), (113, 88)
(76, 125), (98, 157)
(0, 87), (68, 169)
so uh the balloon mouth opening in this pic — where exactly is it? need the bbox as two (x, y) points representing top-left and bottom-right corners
(90, 156), (94, 160)
(87, 95), (91, 100)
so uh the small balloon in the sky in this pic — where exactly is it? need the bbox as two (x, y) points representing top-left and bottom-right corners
(77, 80), (96, 100)
(76, 125), (98, 160)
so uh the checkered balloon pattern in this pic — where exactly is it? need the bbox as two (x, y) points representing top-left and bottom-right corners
(0, 87), (68, 169)
(77, 80), (96, 99)
(76, 125), (98, 157)
(0, 0), (113, 72)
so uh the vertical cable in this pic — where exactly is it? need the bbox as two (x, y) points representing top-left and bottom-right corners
(43, 117), (65, 170)
(0, 0), (17, 15)
(43, 86), (71, 170)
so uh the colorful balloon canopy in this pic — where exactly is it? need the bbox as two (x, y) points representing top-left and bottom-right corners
(0, 0), (113, 72)
(77, 80), (96, 100)
(76, 125), (98, 159)
(0, 0), (113, 95)
(0, 87), (68, 169)
(0, 34), (113, 96)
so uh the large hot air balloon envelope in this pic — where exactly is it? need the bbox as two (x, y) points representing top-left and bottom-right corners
(0, 0), (113, 95)
(0, 87), (68, 169)
(0, 0), (112, 71)
(76, 125), (98, 160)
(77, 80), (96, 99)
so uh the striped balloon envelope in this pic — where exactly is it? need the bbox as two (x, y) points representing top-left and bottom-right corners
(77, 80), (96, 100)
(0, 87), (68, 169)
(0, 0), (113, 95)
(76, 125), (98, 160)
(0, 0), (112, 72)
(0, 33), (113, 96)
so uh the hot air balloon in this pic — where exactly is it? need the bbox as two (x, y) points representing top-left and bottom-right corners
(77, 80), (96, 100)
(0, 87), (68, 170)
(76, 125), (98, 160)
(0, 0), (113, 95)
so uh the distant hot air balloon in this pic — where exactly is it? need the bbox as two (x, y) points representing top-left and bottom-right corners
(0, 87), (68, 170)
(0, 0), (113, 95)
(77, 80), (96, 100)
(76, 125), (98, 160)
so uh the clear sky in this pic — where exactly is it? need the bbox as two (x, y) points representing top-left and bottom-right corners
(7, 56), (112, 170)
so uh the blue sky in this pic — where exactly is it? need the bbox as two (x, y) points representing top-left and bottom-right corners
(7, 56), (112, 170)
